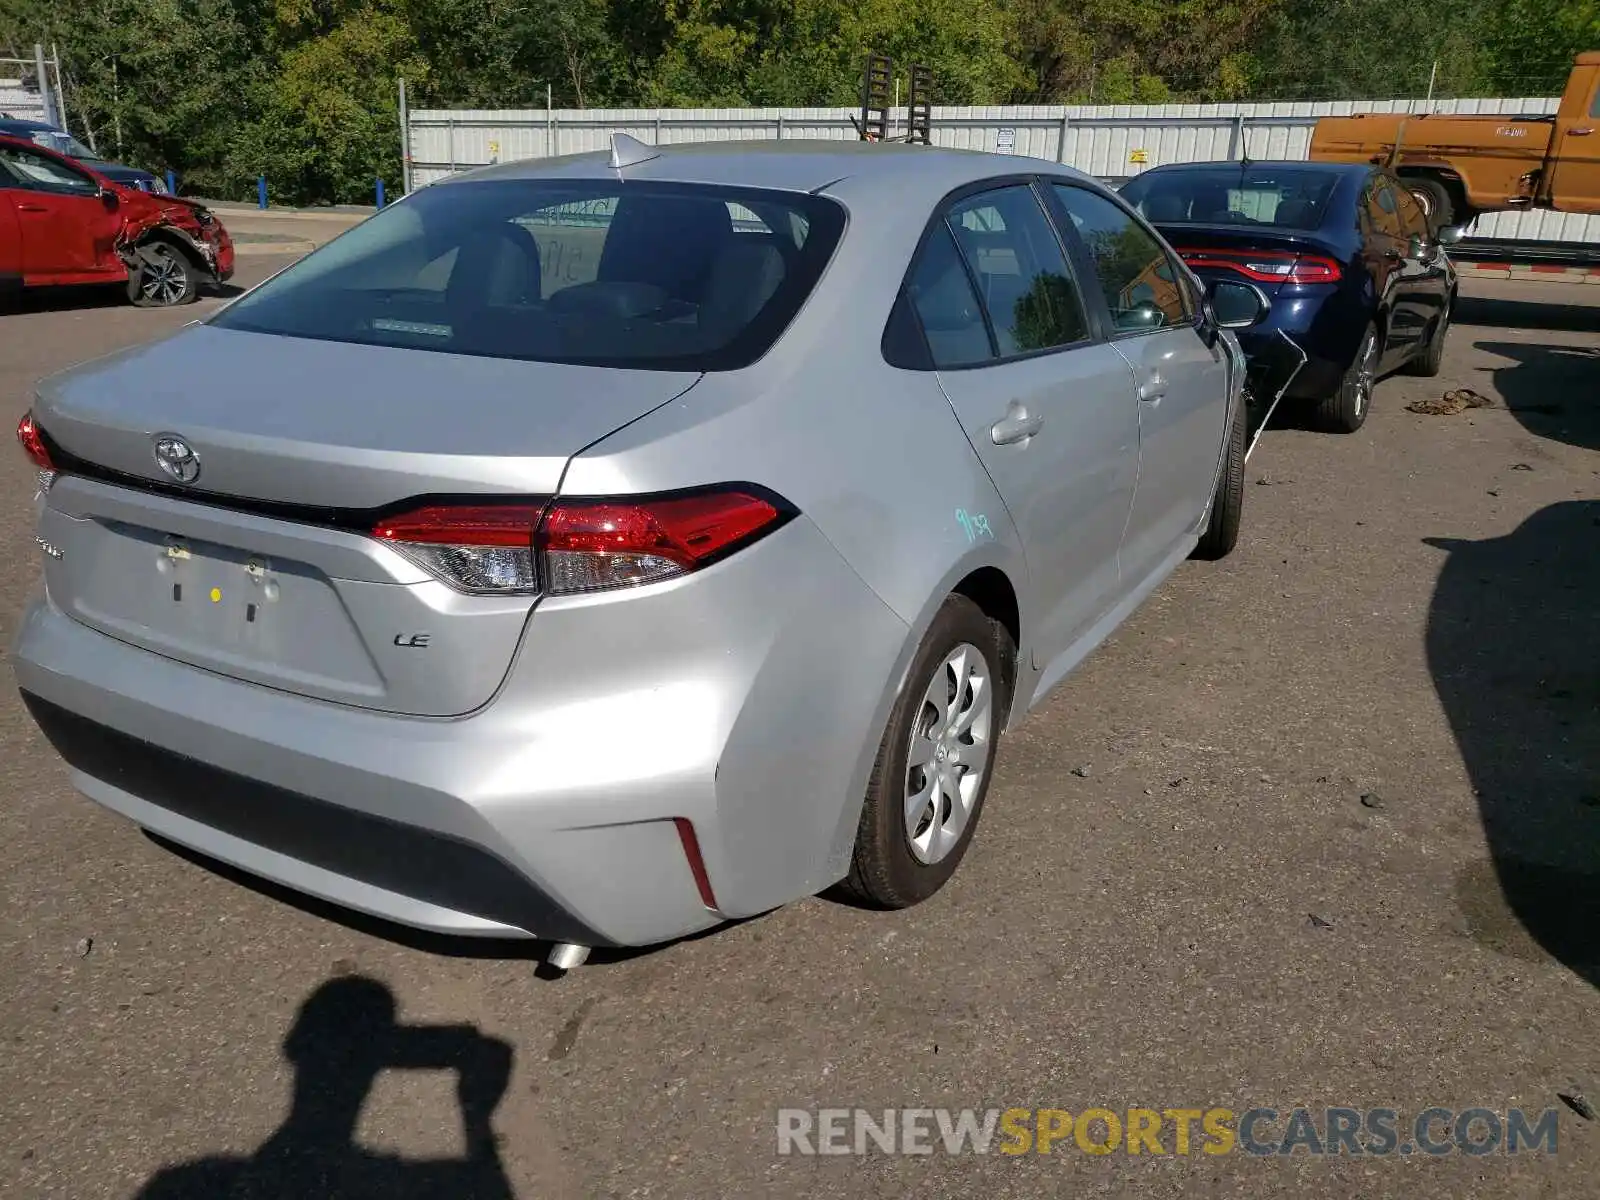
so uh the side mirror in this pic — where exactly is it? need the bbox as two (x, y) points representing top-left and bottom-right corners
(1205, 279), (1270, 330)
(99, 186), (119, 210)
(1437, 224), (1464, 246)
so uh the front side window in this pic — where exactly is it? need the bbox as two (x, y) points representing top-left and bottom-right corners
(1052, 185), (1190, 333)
(209, 179), (846, 371)
(0, 144), (98, 195)
(944, 185), (1089, 357)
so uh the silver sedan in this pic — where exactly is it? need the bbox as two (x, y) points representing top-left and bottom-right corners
(12, 136), (1266, 969)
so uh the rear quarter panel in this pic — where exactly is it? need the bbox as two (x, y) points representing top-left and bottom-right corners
(560, 177), (1037, 899)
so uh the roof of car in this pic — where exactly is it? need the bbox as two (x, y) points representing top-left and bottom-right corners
(1131, 159), (1374, 177)
(443, 138), (1102, 196)
(0, 117), (54, 132)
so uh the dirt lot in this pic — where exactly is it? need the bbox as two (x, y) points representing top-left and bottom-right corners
(1, 261), (1596, 1199)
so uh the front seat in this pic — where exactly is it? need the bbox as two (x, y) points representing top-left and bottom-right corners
(445, 222), (543, 312)
(597, 196), (732, 303)
(697, 239), (786, 345)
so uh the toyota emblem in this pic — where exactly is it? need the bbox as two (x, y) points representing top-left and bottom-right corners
(153, 434), (201, 485)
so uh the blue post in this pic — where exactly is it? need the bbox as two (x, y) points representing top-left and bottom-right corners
(165, 169), (176, 195)
(257, 175), (267, 210)
(376, 178), (385, 208)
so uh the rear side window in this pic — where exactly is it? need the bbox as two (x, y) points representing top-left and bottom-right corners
(1364, 178), (1403, 238)
(1052, 185), (1190, 333)
(944, 185), (1089, 357)
(904, 223), (993, 367)
(1392, 184), (1428, 240)
(209, 179), (846, 371)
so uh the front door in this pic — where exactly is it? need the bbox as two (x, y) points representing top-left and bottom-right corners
(1047, 183), (1229, 588)
(1549, 63), (1600, 214)
(0, 142), (121, 281)
(906, 181), (1141, 669)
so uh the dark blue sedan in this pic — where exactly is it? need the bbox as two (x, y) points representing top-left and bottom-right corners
(1120, 161), (1457, 433)
(0, 117), (167, 195)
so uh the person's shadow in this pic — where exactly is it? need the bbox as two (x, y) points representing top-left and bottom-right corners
(1425, 501), (1600, 987)
(135, 976), (518, 1199)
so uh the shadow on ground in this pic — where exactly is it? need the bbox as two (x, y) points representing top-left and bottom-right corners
(1425, 501), (1600, 987)
(3, 281), (243, 315)
(1456, 293), (1600, 335)
(134, 976), (520, 1198)
(1474, 339), (1600, 452)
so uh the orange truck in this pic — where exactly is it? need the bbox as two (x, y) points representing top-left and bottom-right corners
(1308, 51), (1600, 229)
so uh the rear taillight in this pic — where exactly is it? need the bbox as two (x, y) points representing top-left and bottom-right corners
(372, 504), (544, 594)
(17, 411), (52, 470)
(538, 489), (787, 595)
(1176, 248), (1342, 285)
(372, 487), (790, 597)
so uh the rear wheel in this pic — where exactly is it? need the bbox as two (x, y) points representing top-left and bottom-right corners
(842, 595), (1012, 909)
(127, 243), (199, 308)
(1315, 322), (1379, 434)
(1193, 392), (1246, 560)
(1403, 293), (1452, 377)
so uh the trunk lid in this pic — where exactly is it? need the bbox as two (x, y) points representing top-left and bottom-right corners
(33, 325), (701, 717)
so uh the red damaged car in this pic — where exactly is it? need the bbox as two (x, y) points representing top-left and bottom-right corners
(0, 132), (233, 308)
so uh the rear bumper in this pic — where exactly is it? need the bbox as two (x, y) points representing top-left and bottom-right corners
(11, 515), (909, 948)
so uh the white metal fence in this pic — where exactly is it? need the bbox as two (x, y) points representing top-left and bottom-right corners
(407, 96), (1599, 245)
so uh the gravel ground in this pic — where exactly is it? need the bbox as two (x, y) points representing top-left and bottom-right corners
(1, 263), (1596, 1199)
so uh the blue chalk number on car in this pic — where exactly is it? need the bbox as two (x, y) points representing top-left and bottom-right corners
(956, 509), (993, 542)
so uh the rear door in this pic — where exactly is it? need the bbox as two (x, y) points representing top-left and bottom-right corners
(910, 180), (1141, 669)
(0, 141), (121, 280)
(1048, 183), (1228, 589)
(1358, 173), (1416, 366)
(1389, 178), (1451, 334)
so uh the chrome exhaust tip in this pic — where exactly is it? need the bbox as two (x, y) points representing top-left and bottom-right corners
(546, 942), (590, 971)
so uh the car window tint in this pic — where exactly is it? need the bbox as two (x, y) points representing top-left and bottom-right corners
(208, 179), (845, 372)
(1365, 178), (1402, 237)
(904, 222), (994, 367)
(945, 185), (1088, 356)
(0, 144), (97, 194)
(1052, 185), (1190, 333)
(1120, 166), (1339, 230)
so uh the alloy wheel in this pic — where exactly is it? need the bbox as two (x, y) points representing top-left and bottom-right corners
(904, 643), (994, 865)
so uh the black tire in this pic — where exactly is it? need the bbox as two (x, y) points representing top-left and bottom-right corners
(1315, 321), (1380, 434)
(842, 595), (1013, 909)
(1193, 394), (1246, 560)
(127, 242), (200, 307)
(1405, 177), (1455, 232)
(1403, 291), (1452, 377)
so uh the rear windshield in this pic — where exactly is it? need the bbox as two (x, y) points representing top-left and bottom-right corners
(210, 178), (846, 370)
(1120, 168), (1340, 230)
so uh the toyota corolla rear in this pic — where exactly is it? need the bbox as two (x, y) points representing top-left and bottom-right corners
(10, 169), (900, 951)
(1122, 164), (1369, 402)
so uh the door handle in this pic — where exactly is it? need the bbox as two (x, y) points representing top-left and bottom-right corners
(990, 401), (1044, 446)
(17, 203), (49, 213)
(1138, 372), (1167, 403)
(1568, 127), (1594, 136)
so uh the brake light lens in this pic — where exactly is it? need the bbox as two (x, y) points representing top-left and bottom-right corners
(537, 489), (786, 595)
(1176, 248), (1342, 285)
(371, 487), (790, 597)
(17, 411), (52, 470)
(372, 504), (544, 593)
